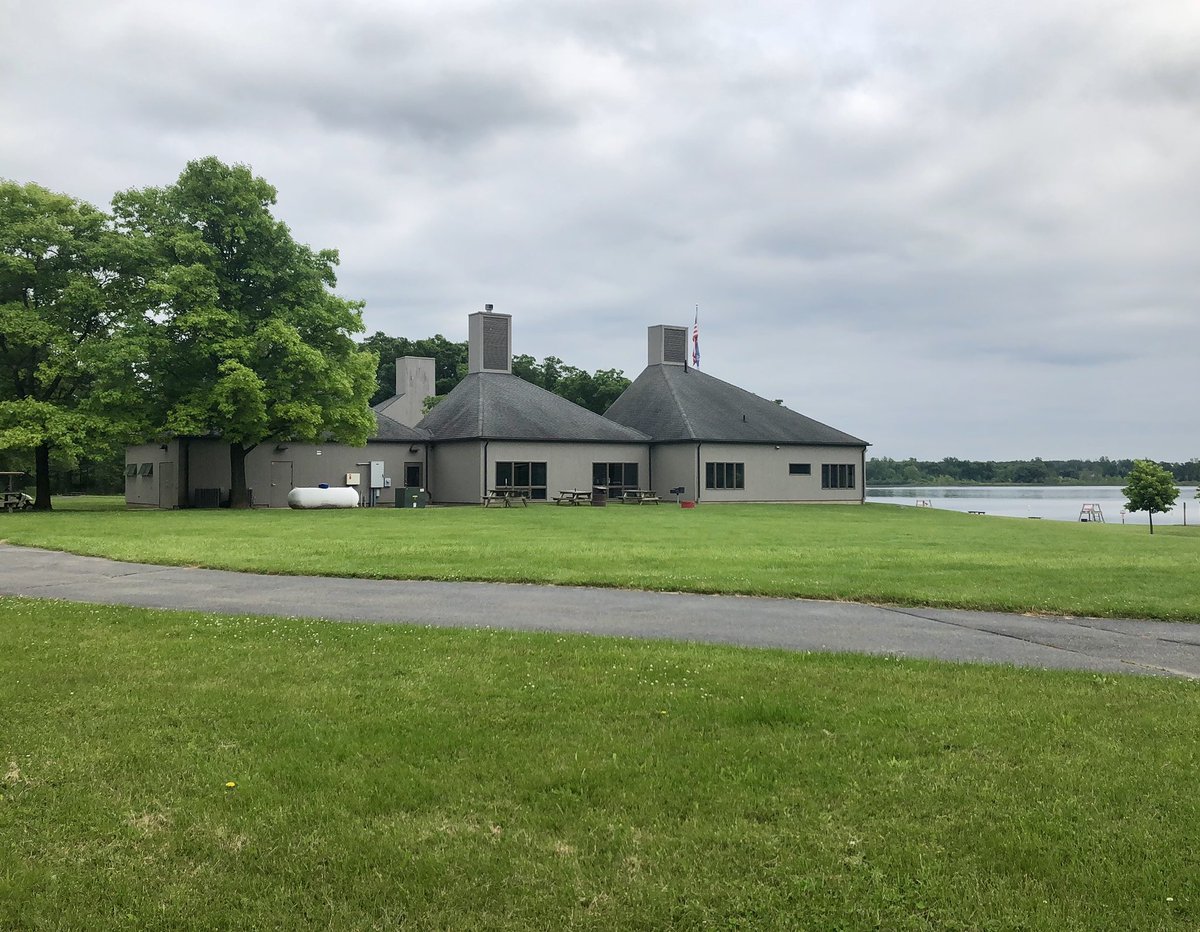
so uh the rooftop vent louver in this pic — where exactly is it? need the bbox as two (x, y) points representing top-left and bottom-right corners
(662, 326), (688, 365)
(481, 315), (509, 371)
(469, 310), (513, 373)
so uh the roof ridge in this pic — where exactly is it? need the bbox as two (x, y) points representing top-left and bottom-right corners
(661, 365), (696, 440)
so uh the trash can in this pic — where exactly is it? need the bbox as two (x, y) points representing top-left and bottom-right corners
(591, 485), (607, 506)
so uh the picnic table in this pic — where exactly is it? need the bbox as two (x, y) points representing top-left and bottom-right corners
(483, 487), (529, 507)
(553, 489), (591, 505)
(619, 489), (661, 504)
(1, 472), (32, 513)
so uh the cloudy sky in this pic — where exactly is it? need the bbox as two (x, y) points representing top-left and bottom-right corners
(3, 0), (1198, 460)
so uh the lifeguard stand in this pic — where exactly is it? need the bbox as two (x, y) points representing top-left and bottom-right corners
(1079, 503), (1105, 523)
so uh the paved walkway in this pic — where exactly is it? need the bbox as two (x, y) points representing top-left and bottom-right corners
(2, 543), (1199, 679)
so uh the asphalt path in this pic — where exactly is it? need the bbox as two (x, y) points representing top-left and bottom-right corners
(3, 542), (1199, 679)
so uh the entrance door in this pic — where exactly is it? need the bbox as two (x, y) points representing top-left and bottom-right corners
(158, 462), (177, 509)
(269, 461), (294, 508)
(404, 462), (423, 488)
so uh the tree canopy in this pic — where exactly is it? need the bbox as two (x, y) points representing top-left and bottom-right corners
(1122, 459), (1179, 535)
(362, 333), (632, 416)
(112, 157), (376, 507)
(0, 180), (142, 509)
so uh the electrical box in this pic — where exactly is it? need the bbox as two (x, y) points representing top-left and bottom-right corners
(383, 477), (392, 488)
(370, 460), (384, 489)
(345, 472), (361, 486)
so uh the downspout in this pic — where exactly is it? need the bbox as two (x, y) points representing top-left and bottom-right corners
(695, 442), (702, 503)
(425, 444), (431, 501)
(482, 440), (490, 501)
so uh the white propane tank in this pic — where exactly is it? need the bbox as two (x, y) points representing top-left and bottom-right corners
(287, 487), (360, 509)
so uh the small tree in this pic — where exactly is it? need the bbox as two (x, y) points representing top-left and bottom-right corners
(1122, 459), (1179, 535)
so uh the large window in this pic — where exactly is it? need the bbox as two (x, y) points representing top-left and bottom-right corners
(705, 462), (744, 490)
(593, 462), (639, 498)
(821, 463), (856, 489)
(495, 461), (548, 500)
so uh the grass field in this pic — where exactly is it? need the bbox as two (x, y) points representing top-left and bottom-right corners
(4, 496), (1199, 620)
(2, 597), (1198, 930)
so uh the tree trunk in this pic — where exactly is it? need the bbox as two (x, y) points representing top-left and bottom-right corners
(1149, 510), (1154, 535)
(229, 443), (252, 508)
(33, 442), (52, 511)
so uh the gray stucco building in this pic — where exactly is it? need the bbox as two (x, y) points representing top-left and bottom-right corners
(125, 311), (867, 507)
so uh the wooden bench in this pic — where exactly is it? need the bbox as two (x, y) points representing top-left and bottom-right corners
(620, 490), (661, 504)
(553, 489), (590, 505)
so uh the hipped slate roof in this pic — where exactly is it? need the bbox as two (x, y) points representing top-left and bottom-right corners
(417, 371), (651, 443)
(604, 364), (867, 446)
(370, 410), (431, 443)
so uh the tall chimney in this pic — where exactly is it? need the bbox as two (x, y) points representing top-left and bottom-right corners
(375, 356), (435, 427)
(648, 324), (689, 367)
(468, 309), (512, 374)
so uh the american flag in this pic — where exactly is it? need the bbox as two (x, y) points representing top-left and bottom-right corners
(692, 309), (700, 368)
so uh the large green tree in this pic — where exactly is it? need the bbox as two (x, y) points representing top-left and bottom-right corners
(0, 180), (143, 509)
(113, 158), (376, 508)
(1122, 459), (1179, 535)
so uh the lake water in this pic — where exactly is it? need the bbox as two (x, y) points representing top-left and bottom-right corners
(866, 485), (1199, 526)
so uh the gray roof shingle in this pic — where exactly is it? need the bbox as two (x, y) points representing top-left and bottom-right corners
(371, 410), (431, 443)
(418, 372), (650, 443)
(604, 364), (867, 446)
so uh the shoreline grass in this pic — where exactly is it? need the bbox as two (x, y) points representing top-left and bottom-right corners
(3, 497), (1198, 620)
(3, 596), (1199, 929)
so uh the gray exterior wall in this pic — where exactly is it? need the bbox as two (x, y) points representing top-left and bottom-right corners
(125, 441), (181, 508)
(652, 442), (866, 504)
(429, 440), (652, 503)
(650, 443), (700, 502)
(429, 441), (484, 504)
(127, 440), (429, 508)
(484, 441), (651, 499)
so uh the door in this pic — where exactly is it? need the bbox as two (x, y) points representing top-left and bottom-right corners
(158, 462), (177, 509)
(404, 462), (423, 489)
(269, 461), (294, 508)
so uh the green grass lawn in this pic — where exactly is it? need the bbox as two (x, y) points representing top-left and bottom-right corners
(2, 597), (1198, 930)
(4, 497), (1199, 620)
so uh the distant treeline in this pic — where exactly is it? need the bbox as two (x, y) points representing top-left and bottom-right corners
(868, 457), (1200, 485)
(360, 332), (631, 414)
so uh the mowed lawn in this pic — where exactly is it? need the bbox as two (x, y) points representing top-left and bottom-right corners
(4, 497), (1199, 620)
(2, 597), (1199, 930)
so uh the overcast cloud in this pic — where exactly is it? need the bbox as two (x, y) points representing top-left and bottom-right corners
(3, 0), (1198, 459)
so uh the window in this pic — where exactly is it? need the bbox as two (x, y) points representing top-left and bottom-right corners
(821, 463), (856, 489)
(788, 463), (811, 476)
(125, 464), (138, 477)
(592, 462), (639, 498)
(705, 462), (744, 490)
(138, 463), (154, 477)
(495, 461), (547, 500)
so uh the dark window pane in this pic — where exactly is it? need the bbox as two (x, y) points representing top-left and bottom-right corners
(593, 462), (606, 485)
(627, 463), (638, 487)
(848, 464), (855, 487)
(789, 463), (810, 476)
(514, 462), (530, 486)
(531, 462), (547, 486)
(530, 487), (547, 500)
(735, 463), (744, 488)
(496, 462), (512, 486)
